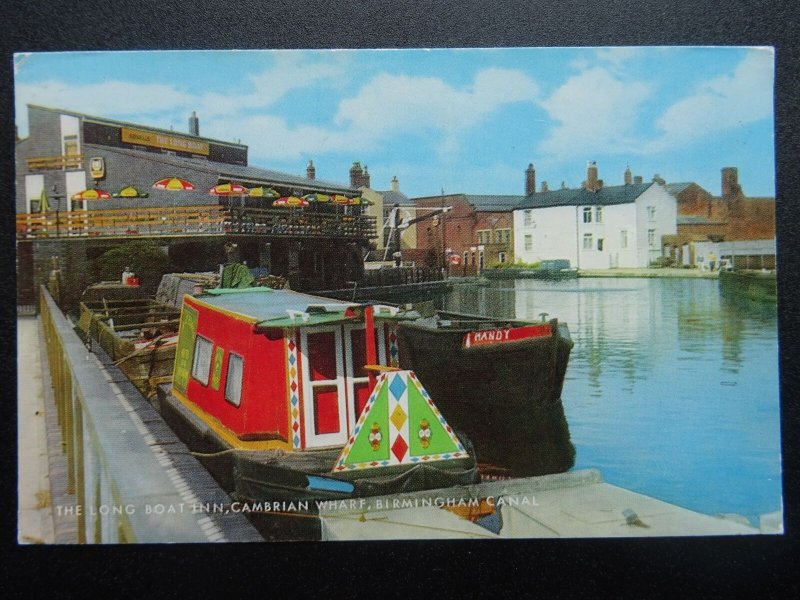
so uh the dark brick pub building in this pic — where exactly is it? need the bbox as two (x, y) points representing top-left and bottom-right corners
(16, 105), (376, 307)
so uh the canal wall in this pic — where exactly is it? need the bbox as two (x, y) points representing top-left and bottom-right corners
(35, 286), (262, 543)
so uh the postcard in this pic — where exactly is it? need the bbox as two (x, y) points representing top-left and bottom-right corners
(15, 47), (781, 543)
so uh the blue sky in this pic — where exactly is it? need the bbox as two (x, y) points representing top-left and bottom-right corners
(14, 47), (775, 197)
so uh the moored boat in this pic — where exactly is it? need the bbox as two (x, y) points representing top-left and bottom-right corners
(395, 308), (575, 477)
(77, 298), (181, 396)
(157, 288), (479, 505)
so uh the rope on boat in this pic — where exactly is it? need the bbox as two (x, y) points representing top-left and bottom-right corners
(189, 449), (239, 458)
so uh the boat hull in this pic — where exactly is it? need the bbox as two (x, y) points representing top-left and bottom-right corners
(396, 318), (575, 477)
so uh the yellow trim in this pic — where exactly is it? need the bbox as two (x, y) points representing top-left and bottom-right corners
(171, 387), (291, 452)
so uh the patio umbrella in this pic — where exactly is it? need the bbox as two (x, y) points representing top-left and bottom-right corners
(248, 186), (280, 199)
(209, 183), (249, 196)
(113, 185), (149, 198)
(153, 177), (195, 191)
(349, 196), (373, 206)
(331, 194), (352, 205)
(303, 192), (331, 203)
(274, 195), (309, 207)
(72, 188), (112, 201)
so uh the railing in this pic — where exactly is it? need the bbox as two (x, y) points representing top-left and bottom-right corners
(17, 205), (377, 240)
(26, 155), (84, 170)
(361, 265), (444, 287)
(38, 286), (222, 543)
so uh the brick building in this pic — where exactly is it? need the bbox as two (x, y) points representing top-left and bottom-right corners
(662, 167), (775, 267)
(410, 193), (520, 275)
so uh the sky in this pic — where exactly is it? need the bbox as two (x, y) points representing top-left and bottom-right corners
(13, 47), (775, 198)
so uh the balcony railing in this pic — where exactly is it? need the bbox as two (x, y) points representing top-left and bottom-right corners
(16, 205), (377, 240)
(26, 154), (85, 171)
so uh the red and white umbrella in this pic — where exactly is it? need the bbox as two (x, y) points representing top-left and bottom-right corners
(72, 188), (112, 201)
(274, 196), (309, 207)
(153, 177), (195, 191)
(209, 183), (249, 196)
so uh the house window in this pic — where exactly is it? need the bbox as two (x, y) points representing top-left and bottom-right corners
(647, 206), (656, 221)
(523, 210), (533, 226)
(225, 353), (244, 407)
(620, 229), (628, 249)
(597, 238), (604, 251)
(596, 206), (603, 223)
(496, 228), (511, 244)
(498, 251), (507, 264)
(191, 335), (214, 386)
(583, 233), (593, 250)
(524, 234), (533, 252)
(583, 207), (592, 223)
(63, 135), (79, 156)
(477, 230), (491, 245)
(648, 229), (656, 248)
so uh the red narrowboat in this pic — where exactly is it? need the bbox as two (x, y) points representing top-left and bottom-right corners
(161, 287), (478, 503)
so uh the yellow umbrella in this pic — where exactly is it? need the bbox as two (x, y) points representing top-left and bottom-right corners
(39, 188), (51, 212)
(248, 186), (280, 199)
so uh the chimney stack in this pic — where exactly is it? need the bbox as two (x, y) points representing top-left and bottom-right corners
(624, 165), (632, 185)
(586, 161), (599, 192)
(525, 163), (536, 196)
(541, 181), (548, 193)
(189, 111), (199, 136)
(721, 167), (739, 198)
(633, 175), (643, 184)
(306, 160), (316, 180)
(391, 176), (400, 192)
(652, 174), (665, 185)
(363, 165), (370, 188)
(350, 161), (364, 187)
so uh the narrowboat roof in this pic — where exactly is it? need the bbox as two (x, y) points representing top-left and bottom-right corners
(190, 288), (414, 328)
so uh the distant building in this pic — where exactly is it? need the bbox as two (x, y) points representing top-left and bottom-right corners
(662, 168), (775, 268)
(411, 192), (521, 274)
(360, 176), (417, 256)
(513, 162), (677, 269)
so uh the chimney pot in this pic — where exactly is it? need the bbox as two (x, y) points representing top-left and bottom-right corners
(541, 181), (548, 193)
(586, 160), (599, 192)
(306, 160), (315, 180)
(189, 111), (199, 136)
(525, 163), (536, 196)
(391, 176), (399, 193)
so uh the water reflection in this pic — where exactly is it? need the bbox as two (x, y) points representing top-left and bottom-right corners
(440, 277), (782, 523)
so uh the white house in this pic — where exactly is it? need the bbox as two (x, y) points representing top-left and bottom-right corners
(513, 163), (677, 269)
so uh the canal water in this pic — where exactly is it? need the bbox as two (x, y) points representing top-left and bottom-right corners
(440, 277), (782, 525)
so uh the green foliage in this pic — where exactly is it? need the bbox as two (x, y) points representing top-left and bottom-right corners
(649, 256), (675, 268)
(90, 241), (174, 291)
(489, 259), (541, 269)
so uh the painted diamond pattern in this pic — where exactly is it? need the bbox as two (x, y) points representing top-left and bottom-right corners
(389, 373), (407, 399)
(391, 436), (408, 462)
(289, 353), (296, 365)
(390, 404), (407, 430)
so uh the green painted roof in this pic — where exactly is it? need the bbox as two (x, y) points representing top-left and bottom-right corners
(197, 288), (413, 328)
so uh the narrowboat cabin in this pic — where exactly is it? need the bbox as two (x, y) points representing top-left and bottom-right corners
(163, 288), (478, 503)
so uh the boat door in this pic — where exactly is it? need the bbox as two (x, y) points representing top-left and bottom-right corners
(342, 324), (387, 431)
(299, 326), (348, 448)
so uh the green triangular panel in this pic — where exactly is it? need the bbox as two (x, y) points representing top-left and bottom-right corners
(407, 377), (461, 456)
(339, 381), (390, 465)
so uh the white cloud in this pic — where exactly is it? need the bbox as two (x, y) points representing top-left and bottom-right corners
(14, 53), (349, 136)
(538, 67), (653, 159)
(648, 49), (774, 151)
(333, 68), (540, 158)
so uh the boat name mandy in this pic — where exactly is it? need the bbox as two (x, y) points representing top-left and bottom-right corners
(463, 324), (551, 348)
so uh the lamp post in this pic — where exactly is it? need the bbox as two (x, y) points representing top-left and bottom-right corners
(51, 184), (65, 237)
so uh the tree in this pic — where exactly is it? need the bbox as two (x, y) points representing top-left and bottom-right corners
(91, 241), (174, 293)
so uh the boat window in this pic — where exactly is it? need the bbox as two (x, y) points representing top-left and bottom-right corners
(225, 353), (244, 407)
(191, 335), (214, 385)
